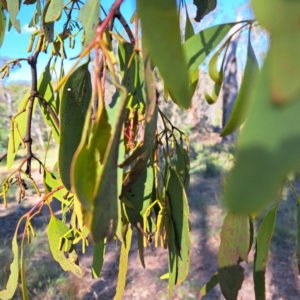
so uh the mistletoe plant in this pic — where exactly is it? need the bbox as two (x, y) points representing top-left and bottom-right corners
(0, 0), (300, 299)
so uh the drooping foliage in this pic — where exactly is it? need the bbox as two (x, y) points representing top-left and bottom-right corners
(0, 0), (299, 299)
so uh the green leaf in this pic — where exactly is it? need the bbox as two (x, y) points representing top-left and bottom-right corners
(137, 230), (145, 268)
(221, 34), (259, 136)
(0, 5), (6, 47)
(37, 60), (60, 143)
(193, 0), (217, 22)
(183, 23), (236, 79)
(123, 160), (154, 226)
(47, 215), (82, 277)
(42, 1), (54, 42)
(297, 205), (300, 274)
(208, 49), (223, 84)
(86, 88), (128, 243)
(21, 247), (29, 300)
(59, 60), (92, 191)
(167, 166), (191, 285)
(77, 0), (100, 48)
(6, 62), (51, 170)
(7, 0), (20, 33)
(224, 51), (300, 213)
(175, 142), (190, 190)
(218, 212), (250, 299)
(185, 6), (194, 41)
(199, 272), (219, 299)
(252, 0), (300, 103)
(0, 234), (19, 299)
(92, 240), (106, 278)
(113, 226), (133, 300)
(138, 0), (191, 109)
(253, 207), (277, 300)
(167, 219), (177, 299)
(45, 0), (63, 22)
(204, 82), (221, 105)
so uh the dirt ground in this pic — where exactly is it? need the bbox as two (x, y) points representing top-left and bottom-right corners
(1, 158), (300, 300)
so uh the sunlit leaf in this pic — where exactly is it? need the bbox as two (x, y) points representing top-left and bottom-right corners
(193, 0), (217, 22)
(21, 247), (29, 300)
(47, 215), (82, 277)
(185, 6), (194, 41)
(204, 82), (221, 105)
(138, 0), (191, 108)
(42, 0), (54, 42)
(183, 23), (236, 79)
(37, 59), (60, 143)
(77, 0), (99, 48)
(225, 52), (300, 213)
(218, 212), (249, 299)
(7, 0), (20, 33)
(59, 60), (92, 191)
(0, 234), (19, 300)
(221, 34), (259, 136)
(208, 48), (223, 84)
(175, 143), (190, 190)
(167, 166), (191, 285)
(113, 226), (133, 300)
(199, 272), (219, 299)
(45, 0), (63, 22)
(253, 207), (277, 299)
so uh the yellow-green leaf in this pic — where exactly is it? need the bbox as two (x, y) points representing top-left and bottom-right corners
(77, 0), (99, 48)
(47, 215), (82, 277)
(221, 34), (259, 136)
(204, 82), (221, 105)
(199, 272), (219, 299)
(208, 49), (223, 84)
(185, 6), (194, 41)
(37, 60), (60, 143)
(138, 0), (191, 108)
(21, 247), (29, 300)
(0, 234), (19, 299)
(113, 226), (133, 300)
(253, 207), (277, 299)
(59, 60), (92, 191)
(183, 23), (236, 79)
(45, 0), (63, 22)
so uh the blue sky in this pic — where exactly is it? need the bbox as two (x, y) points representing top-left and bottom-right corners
(0, 0), (253, 82)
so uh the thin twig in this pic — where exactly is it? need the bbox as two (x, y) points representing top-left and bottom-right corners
(37, 95), (60, 128)
(114, 8), (135, 44)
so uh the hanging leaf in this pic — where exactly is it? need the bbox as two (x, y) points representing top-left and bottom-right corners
(138, 0), (191, 109)
(175, 142), (190, 190)
(193, 0), (217, 22)
(113, 226), (133, 300)
(183, 22), (236, 79)
(45, 0), (63, 22)
(199, 272), (219, 299)
(21, 247), (29, 300)
(167, 219), (177, 299)
(204, 82), (221, 105)
(47, 215), (82, 277)
(37, 60), (60, 143)
(208, 49), (223, 84)
(185, 6), (194, 41)
(137, 230), (145, 268)
(123, 160), (154, 226)
(42, 0), (54, 42)
(218, 212), (250, 299)
(0, 5), (6, 46)
(252, 0), (300, 103)
(0, 234), (19, 300)
(77, 0), (100, 48)
(59, 60), (92, 191)
(7, 0), (20, 33)
(253, 207), (277, 300)
(297, 205), (300, 274)
(167, 166), (191, 285)
(92, 240), (106, 278)
(221, 33), (259, 136)
(224, 52), (300, 214)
